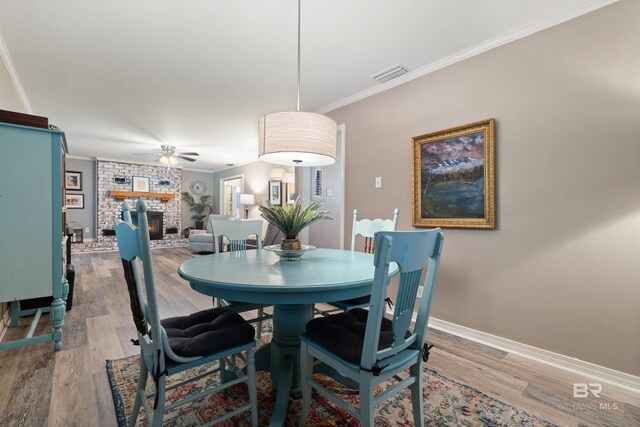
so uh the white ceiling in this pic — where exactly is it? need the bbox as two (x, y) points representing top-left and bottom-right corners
(0, 0), (613, 171)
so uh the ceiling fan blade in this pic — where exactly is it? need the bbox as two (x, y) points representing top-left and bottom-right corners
(177, 155), (197, 162)
(178, 152), (199, 156)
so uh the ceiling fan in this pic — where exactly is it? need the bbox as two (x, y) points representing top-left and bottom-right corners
(134, 145), (200, 164)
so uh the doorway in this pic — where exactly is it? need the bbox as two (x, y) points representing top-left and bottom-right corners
(220, 175), (244, 218)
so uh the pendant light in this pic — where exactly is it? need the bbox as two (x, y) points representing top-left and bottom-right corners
(258, 0), (337, 167)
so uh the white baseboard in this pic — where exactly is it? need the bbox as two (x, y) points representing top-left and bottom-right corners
(428, 316), (640, 393)
(386, 308), (639, 392)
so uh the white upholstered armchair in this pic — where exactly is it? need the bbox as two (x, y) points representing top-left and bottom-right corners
(188, 214), (235, 252)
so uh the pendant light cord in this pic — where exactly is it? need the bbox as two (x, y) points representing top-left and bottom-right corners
(296, 0), (301, 112)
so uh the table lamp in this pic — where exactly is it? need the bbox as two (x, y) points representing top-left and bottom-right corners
(239, 193), (255, 219)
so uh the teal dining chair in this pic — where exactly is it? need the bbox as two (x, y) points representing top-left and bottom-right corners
(317, 208), (399, 315)
(115, 201), (258, 427)
(212, 219), (273, 339)
(299, 229), (444, 427)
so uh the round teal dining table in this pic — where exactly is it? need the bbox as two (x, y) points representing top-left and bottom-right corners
(178, 248), (397, 427)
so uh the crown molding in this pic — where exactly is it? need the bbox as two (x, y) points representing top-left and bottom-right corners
(94, 156), (184, 169)
(317, 0), (618, 114)
(0, 30), (32, 113)
(66, 155), (96, 161)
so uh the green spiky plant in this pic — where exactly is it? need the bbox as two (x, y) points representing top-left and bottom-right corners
(181, 192), (214, 226)
(259, 197), (332, 241)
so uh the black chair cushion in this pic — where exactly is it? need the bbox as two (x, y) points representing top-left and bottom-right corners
(161, 307), (255, 358)
(305, 308), (399, 364)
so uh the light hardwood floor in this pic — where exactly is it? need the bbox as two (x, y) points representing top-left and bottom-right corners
(0, 248), (637, 426)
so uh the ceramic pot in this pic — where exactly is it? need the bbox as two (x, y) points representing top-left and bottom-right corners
(280, 238), (302, 251)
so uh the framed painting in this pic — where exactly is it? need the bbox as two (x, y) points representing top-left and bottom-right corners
(269, 180), (282, 206)
(132, 176), (150, 192)
(286, 182), (296, 205)
(65, 171), (82, 191)
(412, 118), (495, 229)
(66, 194), (84, 209)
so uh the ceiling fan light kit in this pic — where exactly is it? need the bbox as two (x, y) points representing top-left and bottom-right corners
(155, 144), (200, 164)
(258, 0), (337, 167)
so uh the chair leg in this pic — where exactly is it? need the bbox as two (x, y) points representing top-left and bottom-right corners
(409, 362), (425, 427)
(150, 374), (167, 427)
(298, 341), (313, 426)
(358, 381), (375, 427)
(219, 357), (227, 383)
(246, 349), (258, 427)
(129, 356), (148, 427)
(256, 308), (263, 339)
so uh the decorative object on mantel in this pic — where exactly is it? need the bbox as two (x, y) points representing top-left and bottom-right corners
(108, 190), (175, 203)
(158, 179), (170, 186)
(258, 0), (337, 167)
(412, 118), (495, 229)
(132, 176), (150, 192)
(181, 192), (213, 229)
(259, 197), (331, 252)
(65, 171), (82, 191)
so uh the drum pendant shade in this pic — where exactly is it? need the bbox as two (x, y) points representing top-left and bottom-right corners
(259, 112), (337, 167)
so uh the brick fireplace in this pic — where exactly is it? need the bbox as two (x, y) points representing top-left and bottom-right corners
(95, 160), (183, 249)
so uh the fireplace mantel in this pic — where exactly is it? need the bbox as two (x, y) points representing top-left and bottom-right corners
(109, 190), (176, 203)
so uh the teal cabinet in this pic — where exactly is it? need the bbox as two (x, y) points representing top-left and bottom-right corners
(0, 122), (68, 351)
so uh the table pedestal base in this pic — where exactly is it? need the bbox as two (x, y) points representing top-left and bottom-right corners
(268, 304), (312, 426)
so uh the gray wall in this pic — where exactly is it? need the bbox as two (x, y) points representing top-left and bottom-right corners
(65, 158), (96, 240)
(181, 169), (214, 228)
(211, 161), (274, 218)
(327, 0), (640, 375)
(308, 126), (345, 249)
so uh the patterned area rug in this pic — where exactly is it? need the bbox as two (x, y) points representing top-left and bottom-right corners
(107, 332), (557, 426)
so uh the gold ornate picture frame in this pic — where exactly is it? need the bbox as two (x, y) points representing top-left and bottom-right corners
(412, 118), (495, 229)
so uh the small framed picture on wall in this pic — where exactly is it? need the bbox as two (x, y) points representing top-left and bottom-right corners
(66, 194), (84, 209)
(286, 182), (295, 205)
(65, 171), (82, 191)
(268, 180), (282, 206)
(132, 176), (150, 192)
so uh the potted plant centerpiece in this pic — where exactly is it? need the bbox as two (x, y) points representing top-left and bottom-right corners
(259, 198), (332, 250)
(181, 192), (214, 230)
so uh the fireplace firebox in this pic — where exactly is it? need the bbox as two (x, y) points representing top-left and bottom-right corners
(126, 211), (164, 240)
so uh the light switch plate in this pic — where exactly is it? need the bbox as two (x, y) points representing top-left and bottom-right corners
(375, 177), (382, 188)
(84, 227), (90, 233)
(326, 189), (333, 197)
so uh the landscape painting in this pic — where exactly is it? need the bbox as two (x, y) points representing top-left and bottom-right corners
(413, 119), (495, 229)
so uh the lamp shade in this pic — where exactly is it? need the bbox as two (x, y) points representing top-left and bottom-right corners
(282, 172), (295, 184)
(269, 167), (285, 180)
(239, 194), (255, 205)
(259, 112), (337, 167)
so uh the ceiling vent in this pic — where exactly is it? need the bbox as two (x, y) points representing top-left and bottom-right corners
(371, 64), (409, 83)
